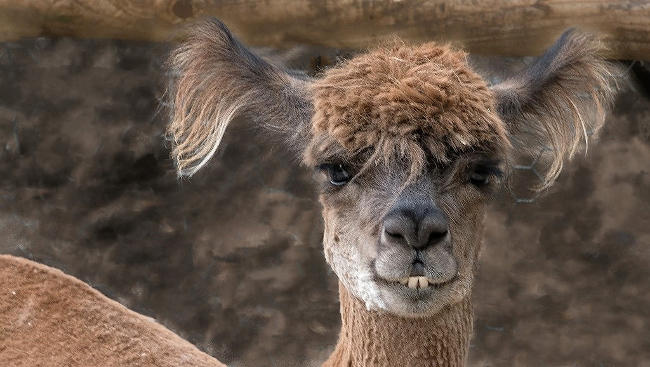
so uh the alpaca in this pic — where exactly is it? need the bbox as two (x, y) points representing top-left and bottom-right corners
(0, 254), (227, 367)
(167, 19), (618, 366)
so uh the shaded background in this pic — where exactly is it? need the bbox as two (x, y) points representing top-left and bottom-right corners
(0, 37), (648, 367)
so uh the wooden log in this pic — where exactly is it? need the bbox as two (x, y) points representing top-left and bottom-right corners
(0, 0), (648, 59)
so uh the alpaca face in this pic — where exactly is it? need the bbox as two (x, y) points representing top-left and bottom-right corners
(304, 44), (509, 316)
(313, 152), (500, 316)
(168, 19), (617, 318)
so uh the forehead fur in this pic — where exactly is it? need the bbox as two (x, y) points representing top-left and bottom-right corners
(307, 42), (509, 171)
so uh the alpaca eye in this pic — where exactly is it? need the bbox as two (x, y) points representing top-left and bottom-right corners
(318, 164), (351, 186)
(469, 171), (490, 187)
(468, 162), (501, 187)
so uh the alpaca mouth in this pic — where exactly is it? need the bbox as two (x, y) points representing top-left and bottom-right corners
(391, 255), (456, 290)
(394, 276), (451, 290)
(375, 251), (458, 294)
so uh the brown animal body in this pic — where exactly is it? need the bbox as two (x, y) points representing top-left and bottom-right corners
(167, 19), (618, 366)
(0, 254), (226, 367)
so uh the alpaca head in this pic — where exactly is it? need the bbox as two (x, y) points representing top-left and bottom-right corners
(303, 45), (509, 316)
(167, 19), (617, 317)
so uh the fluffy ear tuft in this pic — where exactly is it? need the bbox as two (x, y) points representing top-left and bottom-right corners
(492, 29), (621, 190)
(166, 18), (313, 177)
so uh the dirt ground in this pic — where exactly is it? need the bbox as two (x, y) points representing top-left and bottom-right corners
(0, 38), (648, 367)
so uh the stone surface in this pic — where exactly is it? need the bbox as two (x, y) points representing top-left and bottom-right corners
(0, 38), (648, 367)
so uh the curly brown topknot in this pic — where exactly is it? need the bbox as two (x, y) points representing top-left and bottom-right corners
(307, 42), (509, 175)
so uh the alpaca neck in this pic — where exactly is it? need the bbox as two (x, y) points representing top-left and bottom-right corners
(322, 282), (473, 367)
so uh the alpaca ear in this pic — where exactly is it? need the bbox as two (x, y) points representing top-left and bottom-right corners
(491, 29), (619, 189)
(166, 18), (313, 177)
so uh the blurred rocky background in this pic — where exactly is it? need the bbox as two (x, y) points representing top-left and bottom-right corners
(0, 37), (648, 367)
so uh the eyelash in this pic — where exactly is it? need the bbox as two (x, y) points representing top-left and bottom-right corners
(315, 159), (501, 189)
(468, 162), (502, 187)
(316, 163), (352, 186)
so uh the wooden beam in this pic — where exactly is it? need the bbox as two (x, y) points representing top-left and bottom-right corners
(0, 0), (648, 59)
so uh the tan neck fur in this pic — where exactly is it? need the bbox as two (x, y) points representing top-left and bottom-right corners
(322, 282), (472, 367)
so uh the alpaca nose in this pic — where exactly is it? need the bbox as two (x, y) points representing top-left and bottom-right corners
(382, 206), (449, 250)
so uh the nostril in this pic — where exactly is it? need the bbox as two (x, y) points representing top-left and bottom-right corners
(416, 210), (448, 249)
(427, 229), (448, 241)
(426, 229), (448, 246)
(385, 229), (404, 240)
(382, 214), (413, 245)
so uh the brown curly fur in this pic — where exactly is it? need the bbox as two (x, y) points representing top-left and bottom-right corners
(306, 42), (509, 176)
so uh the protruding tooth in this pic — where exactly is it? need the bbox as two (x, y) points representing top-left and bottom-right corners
(398, 277), (409, 285)
(408, 276), (419, 289)
(418, 276), (429, 288)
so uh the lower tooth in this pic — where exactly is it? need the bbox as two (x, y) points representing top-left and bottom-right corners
(418, 276), (429, 288)
(408, 277), (418, 289)
(402, 276), (434, 289)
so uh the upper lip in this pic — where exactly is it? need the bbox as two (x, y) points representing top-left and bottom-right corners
(373, 247), (458, 290)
